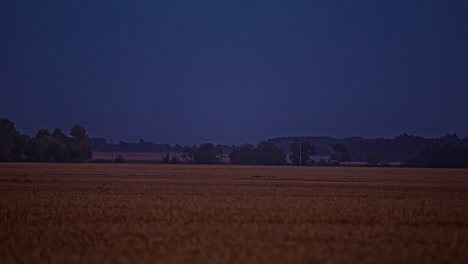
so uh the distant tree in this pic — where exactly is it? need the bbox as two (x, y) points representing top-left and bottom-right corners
(316, 159), (329, 166)
(51, 128), (70, 161)
(70, 125), (87, 142)
(366, 152), (380, 167)
(52, 128), (68, 143)
(173, 144), (183, 152)
(46, 139), (67, 162)
(289, 139), (315, 166)
(69, 124), (92, 162)
(1, 119), (94, 163)
(256, 141), (287, 165)
(402, 143), (468, 168)
(161, 153), (171, 164)
(0, 118), (27, 161)
(230, 144), (257, 165)
(215, 144), (226, 161)
(35, 128), (52, 139)
(67, 145), (82, 162)
(10, 135), (28, 162)
(181, 145), (197, 163)
(330, 143), (350, 164)
(170, 155), (180, 164)
(28, 131), (62, 162)
(193, 143), (222, 164)
(114, 155), (126, 163)
(380, 161), (391, 167)
(160, 153), (180, 164)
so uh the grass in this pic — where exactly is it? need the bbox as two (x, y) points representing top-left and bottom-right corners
(1, 163), (468, 263)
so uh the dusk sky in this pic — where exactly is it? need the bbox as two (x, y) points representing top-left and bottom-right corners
(1, 0), (467, 145)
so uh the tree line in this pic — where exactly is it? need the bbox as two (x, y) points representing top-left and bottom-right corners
(98, 137), (468, 168)
(92, 138), (232, 155)
(0, 118), (92, 162)
(402, 143), (468, 168)
(154, 142), (287, 165)
(2, 117), (468, 167)
(269, 134), (468, 162)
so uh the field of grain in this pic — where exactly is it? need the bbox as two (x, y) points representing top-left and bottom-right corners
(1, 163), (467, 263)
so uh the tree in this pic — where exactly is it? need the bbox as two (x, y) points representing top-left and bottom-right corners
(0, 118), (27, 161)
(45, 138), (67, 162)
(256, 141), (287, 165)
(330, 143), (350, 164)
(230, 144), (256, 165)
(193, 143), (222, 164)
(70, 125), (87, 142)
(161, 153), (171, 164)
(181, 145), (197, 163)
(170, 155), (180, 164)
(402, 143), (468, 168)
(114, 155), (126, 163)
(69, 124), (92, 162)
(35, 128), (52, 139)
(289, 139), (315, 166)
(366, 152), (380, 167)
(28, 129), (67, 162)
(0, 119), (94, 163)
(316, 159), (329, 166)
(52, 128), (69, 144)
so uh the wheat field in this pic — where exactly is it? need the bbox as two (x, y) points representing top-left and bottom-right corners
(1, 163), (467, 263)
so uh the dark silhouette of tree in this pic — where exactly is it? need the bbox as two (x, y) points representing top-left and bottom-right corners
(174, 144), (183, 152)
(160, 153), (180, 164)
(1, 119), (95, 163)
(52, 128), (68, 144)
(35, 128), (52, 139)
(0, 118), (27, 161)
(70, 125), (87, 141)
(316, 159), (329, 166)
(25, 124), (92, 162)
(69, 124), (92, 162)
(402, 143), (468, 168)
(45, 139), (67, 162)
(380, 161), (391, 167)
(114, 155), (126, 163)
(230, 144), (256, 165)
(193, 143), (222, 164)
(181, 145), (197, 163)
(161, 153), (171, 164)
(28, 128), (67, 162)
(256, 141), (286, 165)
(171, 155), (180, 164)
(330, 143), (350, 164)
(289, 139), (315, 166)
(366, 152), (380, 167)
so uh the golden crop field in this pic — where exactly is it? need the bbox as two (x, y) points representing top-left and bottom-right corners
(1, 163), (468, 264)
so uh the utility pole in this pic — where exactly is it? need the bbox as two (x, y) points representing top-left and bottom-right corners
(110, 138), (114, 162)
(299, 139), (302, 167)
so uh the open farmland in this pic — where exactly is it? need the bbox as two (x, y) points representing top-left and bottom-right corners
(1, 163), (468, 263)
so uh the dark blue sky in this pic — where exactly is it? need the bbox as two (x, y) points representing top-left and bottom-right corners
(1, 0), (467, 144)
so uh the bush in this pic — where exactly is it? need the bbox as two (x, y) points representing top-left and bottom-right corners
(193, 143), (222, 164)
(316, 159), (329, 166)
(92, 159), (107, 163)
(114, 155), (126, 163)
